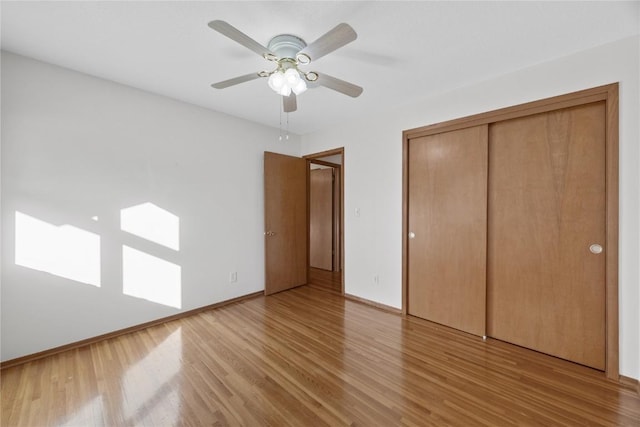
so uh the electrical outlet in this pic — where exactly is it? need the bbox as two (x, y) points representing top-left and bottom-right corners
(229, 272), (237, 283)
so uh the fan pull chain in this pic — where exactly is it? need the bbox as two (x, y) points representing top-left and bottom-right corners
(279, 102), (283, 141)
(278, 106), (290, 141)
(277, 99), (290, 141)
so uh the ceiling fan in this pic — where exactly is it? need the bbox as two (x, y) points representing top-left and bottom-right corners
(208, 20), (363, 113)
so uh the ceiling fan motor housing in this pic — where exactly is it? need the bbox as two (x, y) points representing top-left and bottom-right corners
(268, 34), (307, 60)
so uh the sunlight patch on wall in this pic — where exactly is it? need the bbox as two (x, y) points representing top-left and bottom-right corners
(122, 246), (181, 309)
(15, 211), (101, 286)
(121, 203), (180, 250)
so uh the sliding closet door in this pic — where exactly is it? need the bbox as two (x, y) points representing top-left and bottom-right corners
(408, 125), (488, 336)
(487, 102), (606, 370)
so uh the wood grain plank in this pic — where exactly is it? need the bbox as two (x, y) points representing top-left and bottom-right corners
(2, 286), (638, 426)
(309, 266), (342, 293)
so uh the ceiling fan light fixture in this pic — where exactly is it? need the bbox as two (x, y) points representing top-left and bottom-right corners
(292, 79), (307, 95)
(267, 68), (307, 96)
(284, 68), (301, 85)
(279, 84), (292, 97)
(304, 71), (319, 82)
(268, 71), (285, 92)
(296, 53), (311, 65)
(209, 21), (362, 113)
(263, 53), (279, 62)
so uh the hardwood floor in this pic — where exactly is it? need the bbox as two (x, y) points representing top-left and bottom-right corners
(309, 267), (342, 293)
(2, 285), (639, 426)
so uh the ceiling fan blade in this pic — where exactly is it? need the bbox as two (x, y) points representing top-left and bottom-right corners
(208, 20), (274, 58)
(283, 93), (297, 113)
(315, 73), (363, 98)
(211, 72), (261, 89)
(297, 23), (357, 62)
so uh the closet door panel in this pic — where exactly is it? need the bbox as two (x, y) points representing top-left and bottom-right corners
(487, 102), (606, 370)
(408, 125), (488, 336)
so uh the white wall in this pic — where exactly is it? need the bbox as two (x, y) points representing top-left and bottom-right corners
(302, 36), (640, 380)
(0, 51), (301, 361)
(3, 35), (639, 380)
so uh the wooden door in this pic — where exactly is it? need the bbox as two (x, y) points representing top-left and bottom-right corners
(487, 102), (606, 370)
(310, 168), (334, 270)
(407, 125), (488, 336)
(264, 152), (307, 295)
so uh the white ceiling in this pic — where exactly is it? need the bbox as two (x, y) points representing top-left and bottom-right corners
(2, 1), (638, 134)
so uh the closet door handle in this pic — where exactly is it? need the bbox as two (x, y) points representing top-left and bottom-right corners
(589, 244), (603, 254)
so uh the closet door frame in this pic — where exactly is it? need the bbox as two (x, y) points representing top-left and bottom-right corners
(401, 83), (619, 380)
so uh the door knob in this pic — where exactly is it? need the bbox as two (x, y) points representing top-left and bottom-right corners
(589, 244), (603, 254)
(408, 231), (416, 239)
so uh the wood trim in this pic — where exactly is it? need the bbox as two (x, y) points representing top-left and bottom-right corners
(402, 133), (409, 315)
(306, 160), (311, 284)
(340, 153), (344, 294)
(305, 148), (345, 295)
(619, 375), (640, 395)
(0, 291), (263, 370)
(331, 165), (341, 272)
(303, 147), (343, 160)
(402, 83), (620, 380)
(344, 293), (402, 314)
(605, 83), (620, 380)
(309, 159), (340, 168)
(309, 159), (342, 273)
(404, 85), (612, 140)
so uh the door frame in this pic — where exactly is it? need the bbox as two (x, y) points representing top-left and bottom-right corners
(304, 148), (345, 295)
(401, 83), (619, 380)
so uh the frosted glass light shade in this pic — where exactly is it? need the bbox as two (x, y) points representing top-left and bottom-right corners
(292, 79), (307, 95)
(268, 71), (285, 91)
(268, 68), (306, 97)
(284, 68), (301, 85)
(279, 85), (292, 96)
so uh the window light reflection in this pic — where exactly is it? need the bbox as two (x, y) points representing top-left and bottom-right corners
(122, 246), (181, 309)
(122, 328), (182, 424)
(120, 203), (179, 250)
(15, 211), (101, 287)
(59, 395), (105, 427)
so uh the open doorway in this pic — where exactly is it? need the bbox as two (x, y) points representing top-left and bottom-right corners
(304, 148), (344, 294)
